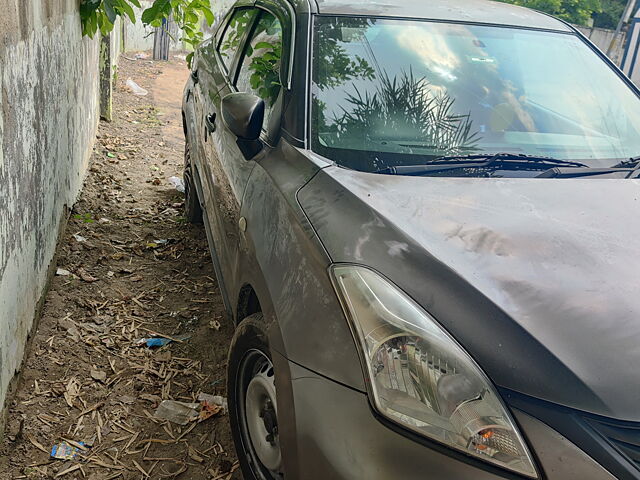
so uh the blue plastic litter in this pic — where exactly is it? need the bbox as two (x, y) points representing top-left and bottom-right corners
(145, 338), (172, 348)
(135, 335), (190, 348)
(51, 441), (86, 460)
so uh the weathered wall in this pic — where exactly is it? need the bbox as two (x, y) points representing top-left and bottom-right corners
(123, 1), (185, 52)
(121, 0), (234, 54)
(123, 1), (156, 52)
(575, 25), (627, 66)
(0, 0), (99, 410)
(111, 17), (123, 68)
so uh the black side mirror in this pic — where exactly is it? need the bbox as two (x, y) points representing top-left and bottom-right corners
(221, 93), (265, 159)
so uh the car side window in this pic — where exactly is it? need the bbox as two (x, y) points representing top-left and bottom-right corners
(217, 8), (256, 73)
(235, 11), (284, 125)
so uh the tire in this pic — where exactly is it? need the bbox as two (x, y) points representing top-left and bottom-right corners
(228, 313), (284, 480)
(184, 141), (203, 224)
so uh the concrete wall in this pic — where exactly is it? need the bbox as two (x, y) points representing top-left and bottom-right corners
(211, 0), (235, 30)
(123, 1), (185, 52)
(123, 1), (156, 52)
(111, 17), (123, 68)
(0, 0), (100, 410)
(622, 18), (640, 84)
(575, 25), (627, 65)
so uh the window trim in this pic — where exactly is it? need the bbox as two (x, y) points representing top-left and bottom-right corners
(276, 0), (297, 90)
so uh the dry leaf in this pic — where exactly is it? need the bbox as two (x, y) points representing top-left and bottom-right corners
(91, 370), (107, 383)
(199, 402), (222, 422)
(55, 464), (81, 478)
(27, 435), (49, 454)
(77, 268), (99, 283)
(64, 378), (80, 408)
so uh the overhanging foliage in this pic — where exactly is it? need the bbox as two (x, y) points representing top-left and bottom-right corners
(498, 0), (603, 26)
(80, 0), (215, 64)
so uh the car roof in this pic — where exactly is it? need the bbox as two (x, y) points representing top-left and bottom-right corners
(311, 0), (572, 32)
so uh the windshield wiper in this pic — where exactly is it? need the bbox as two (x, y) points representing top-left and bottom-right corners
(612, 157), (640, 168)
(375, 153), (590, 176)
(539, 156), (640, 179)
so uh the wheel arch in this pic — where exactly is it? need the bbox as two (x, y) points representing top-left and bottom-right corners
(237, 283), (263, 324)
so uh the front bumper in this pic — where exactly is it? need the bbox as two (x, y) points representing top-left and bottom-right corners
(281, 360), (616, 480)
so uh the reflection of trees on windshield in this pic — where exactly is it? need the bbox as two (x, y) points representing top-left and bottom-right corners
(312, 18), (482, 168)
(312, 17), (640, 170)
(331, 70), (481, 156)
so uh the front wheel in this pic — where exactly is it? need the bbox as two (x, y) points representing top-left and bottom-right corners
(228, 314), (284, 480)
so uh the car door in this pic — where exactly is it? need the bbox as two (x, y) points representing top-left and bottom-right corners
(193, 6), (261, 291)
(205, 6), (287, 293)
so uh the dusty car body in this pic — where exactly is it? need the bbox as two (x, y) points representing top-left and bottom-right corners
(182, 0), (640, 478)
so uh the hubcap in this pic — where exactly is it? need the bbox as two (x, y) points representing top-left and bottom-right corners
(244, 354), (282, 474)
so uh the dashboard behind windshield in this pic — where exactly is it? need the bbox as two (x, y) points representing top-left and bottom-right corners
(311, 17), (640, 174)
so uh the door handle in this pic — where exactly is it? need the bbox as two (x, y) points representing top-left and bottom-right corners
(191, 69), (199, 84)
(205, 113), (217, 134)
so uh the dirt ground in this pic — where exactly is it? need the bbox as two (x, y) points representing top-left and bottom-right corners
(0, 53), (241, 479)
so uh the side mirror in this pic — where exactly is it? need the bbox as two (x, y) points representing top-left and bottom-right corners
(221, 93), (265, 159)
(221, 92), (265, 140)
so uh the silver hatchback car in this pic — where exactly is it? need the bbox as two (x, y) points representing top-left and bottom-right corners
(182, 0), (640, 478)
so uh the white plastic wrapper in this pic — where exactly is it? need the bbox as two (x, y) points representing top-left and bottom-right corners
(126, 78), (148, 96)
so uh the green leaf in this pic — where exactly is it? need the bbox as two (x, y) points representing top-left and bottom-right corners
(97, 7), (115, 35)
(80, 0), (101, 19)
(103, 0), (117, 24)
(140, 7), (155, 24)
(116, 0), (137, 23)
(185, 11), (198, 25)
(129, 0), (142, 7)
(82, 11), (99, 37)
(254, 41), (274, 51)
(141, 0), (171, 24)
(99, 18), (113, 35)
(200, 6), (214, 26)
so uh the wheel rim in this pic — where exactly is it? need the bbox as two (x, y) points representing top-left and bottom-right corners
(238, 350), (282, 478)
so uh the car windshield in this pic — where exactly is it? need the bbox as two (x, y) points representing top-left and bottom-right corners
(311, 17), (640, 175)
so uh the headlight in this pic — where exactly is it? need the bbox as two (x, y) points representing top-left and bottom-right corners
(332, 265), (538, 478)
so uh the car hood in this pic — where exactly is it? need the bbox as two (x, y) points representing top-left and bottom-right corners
(299, 165), (640, 420)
